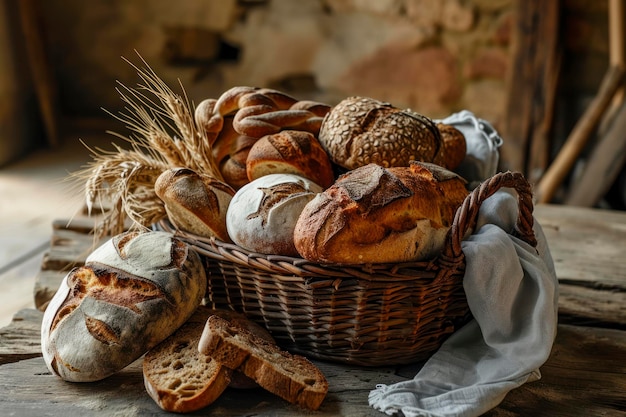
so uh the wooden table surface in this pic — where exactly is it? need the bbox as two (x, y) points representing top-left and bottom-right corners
(0, 203), (625, 416)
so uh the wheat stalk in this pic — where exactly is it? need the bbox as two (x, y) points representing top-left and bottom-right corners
(71, 53), (223, 238)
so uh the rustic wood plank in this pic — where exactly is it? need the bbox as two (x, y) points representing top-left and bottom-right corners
(485, 326), (626, 416)
(0, 357), (405, 417)
(0, 309), (42, 365)
(1, 309), (623, 416)
(0, 309), (402, 417)
(558, 283), (626, 329)
(535, 204), (626, 289)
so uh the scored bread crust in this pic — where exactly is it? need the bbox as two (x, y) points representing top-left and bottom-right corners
(226, 173), (323, 256)
(293, 161), (469, 264)
(40, 231), (207, 382)
(246, 130), (335, 189)
(143, 307), (275, 413)
(155, 168), (235, 241)
(198, 315), (328, 411)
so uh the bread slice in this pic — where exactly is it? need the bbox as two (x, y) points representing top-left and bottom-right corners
(142, 307), (232, 413)
(198, 315), (328, 410)
(143, 307), (275, 413)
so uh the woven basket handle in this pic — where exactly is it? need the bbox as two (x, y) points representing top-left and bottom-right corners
(436, 171), (537, 275)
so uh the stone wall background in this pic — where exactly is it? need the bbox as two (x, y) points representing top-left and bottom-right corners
(36, 0), (612, 174)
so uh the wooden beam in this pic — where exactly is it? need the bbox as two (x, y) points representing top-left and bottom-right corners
(500, 0), (561, 181)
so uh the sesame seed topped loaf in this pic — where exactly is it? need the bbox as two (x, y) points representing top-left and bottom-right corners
(318, 96), (466, 171)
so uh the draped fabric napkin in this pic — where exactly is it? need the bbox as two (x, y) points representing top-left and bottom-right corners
(435, 110), (503, 186)
(368, 190), (559, 417)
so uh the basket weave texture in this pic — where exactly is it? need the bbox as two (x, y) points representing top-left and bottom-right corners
(160, 171), (536, 366)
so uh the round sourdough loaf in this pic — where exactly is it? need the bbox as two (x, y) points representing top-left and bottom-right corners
(155, 168), (235, 241)
(41, 231), (207, 382)
(318, 96), (466, 171)
(246, 130), (335, 188)
(226, 173), (322, 256)
(293, 161), (469, 264)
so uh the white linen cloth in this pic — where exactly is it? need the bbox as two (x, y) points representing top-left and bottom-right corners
(436, 110), (504, 186)
(368, 190), (559, 417)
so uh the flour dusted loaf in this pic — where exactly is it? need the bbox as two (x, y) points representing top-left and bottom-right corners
(143, 306), (275, 413)
(293, 161), (469, 264)
(41, 231), (207, 382)
(318, 96), (466, 171)
(198, 315), (328, 411)
(226, 173), (323, 256)
(155, 168), (235, 241)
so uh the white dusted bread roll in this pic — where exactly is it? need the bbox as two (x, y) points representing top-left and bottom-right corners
(226, 173), (322, 256)
(41, 231), (206, 382)
(293, 162), (468, 264)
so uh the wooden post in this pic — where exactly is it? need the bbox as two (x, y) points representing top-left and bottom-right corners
(534, 65), (625, 204)
(18, 0), (60, 148)
(564, 99), (626, 206)
(500, 0), (561, 182)
(535, 0), (626, 204)
(609, 0), (625, 104)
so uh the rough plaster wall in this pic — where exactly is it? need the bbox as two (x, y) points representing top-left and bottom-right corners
(38, 0), (515, 125)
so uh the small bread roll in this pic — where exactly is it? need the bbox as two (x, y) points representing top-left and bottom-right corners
(318, 96), (466, 171)
(293, 162), (468, 264)
(41, 231), (207, 382)
(435, 123), (467, 172)
(155, 168), (235, 241)
(246, 130), (335, 188)
(226, 173), (322, 256)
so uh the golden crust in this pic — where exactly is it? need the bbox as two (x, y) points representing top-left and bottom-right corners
(246, 130), (335, 188)
(293, 162), (468, 264)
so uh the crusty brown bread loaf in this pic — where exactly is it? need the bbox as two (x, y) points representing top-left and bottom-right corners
(143, 306), (275, 413)
(198, 315), (328, 411)
(435, 122), (467, 172)
(226, 173), (323, 256)
(246, 130), (335, 188)
(41, 231), (206, 382)
(155, 168), (235, 241)
(318, 96), (466, 171)
(293, 161), (469, 264)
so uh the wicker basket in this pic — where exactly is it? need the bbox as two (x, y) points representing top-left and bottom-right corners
(159, 171), (536, 366)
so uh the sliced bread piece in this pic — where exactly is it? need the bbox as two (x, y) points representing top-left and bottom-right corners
(198, 315), (328, 410)
(143, 307), (274, 413)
